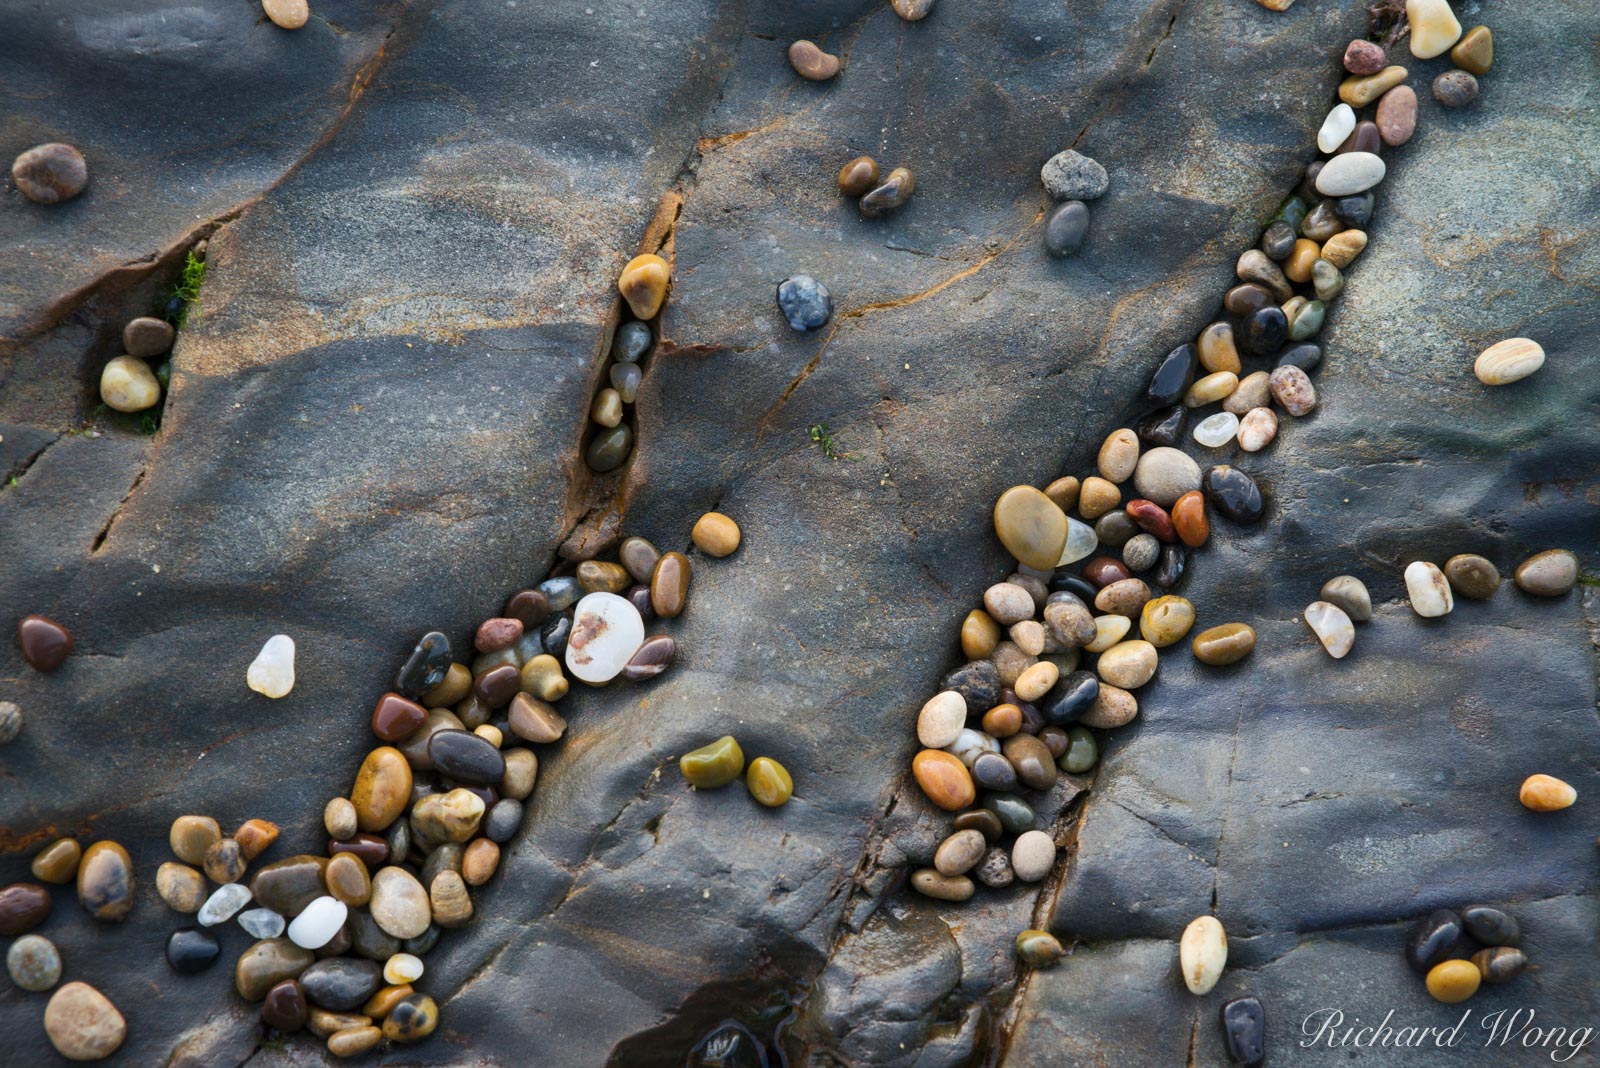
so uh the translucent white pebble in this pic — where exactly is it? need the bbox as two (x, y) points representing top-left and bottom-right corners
(384, 952), (425, 985)
(198, 883), (251, 927)
(247, 634), (295, 698)
(1317, 103), (1356, 153)
(1404, 561), (1453, 618)
(287, 896), (348, 950)
(1304, 601), (1355, 659)
(237, 908), (285, 939)
(1056, 517), (1099, 566)
(1193, 412), (1239, 448)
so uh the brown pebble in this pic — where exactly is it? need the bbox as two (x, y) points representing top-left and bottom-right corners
(420, 662), (472, 707)
(1343, 39), (1387, 75)
(325, 853), (372, 907)
(362, 983), (413, 1020)
(961, 609), (1001, 659)
(236, 818), (279, 861)
(156, 862), (206, 913)
(508, 693), (567, 744)
(1450, 25), (1493, 75)
(622, 634), (676, 682)
(328, 1025), (383, 1057)
(912, 750), (975, 811)
(788, 39), (840, 81)
(203, 838), (246, 885)
(650, 551), (692, 618)
(78, 841), (135, 923)
(310, 1009), (372, 1039)
(576, 560), (630, 595)
(462, 838), (501, 886)
(692, 512), (742, 557)
(0, 882), (52, 936)
(17, 614), (73, 672)
(502, 589), (550, 628)
(1375, 85), (1417, 146)
(12, 144), (88, 205)
(474, 617), (523, 653)
(1191, 623), (1256, 666)
(1433, 70), (1478, 108)
(1094, 578), (1152, 618)
(31, 839), (82, 885)
(171, 815), (222, 867)
(1043, 476), (1080, 513)
(1078, 476), (1121, 520)
(1444, 554), (1501, 600)
(122, 317), (175, 358)
(837, 156), (880, 197)
(1079, 684), (1138, 729)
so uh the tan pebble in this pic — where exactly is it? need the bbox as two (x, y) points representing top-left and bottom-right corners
(1450, 25), (1493, 75)
(1094, 577), (1151, 618)
(1079, 683), (1137, 728)
(325, 853), (371, 908)
(44, 982), (126, 1061)
(1253, 0), (1293, 9)
(1375, 85), (1417, 147)
(1236, 407), (1277, 453)
(1096, 640), (1158, 689)
(1197, 322), (1240, 374)
(910, 868), (973, 901)
(618, 253), (670, 320)
(1009, 619), (1046, 656)
(1013, 660), (1059, 702)
(1077, 476), (1121, 521)
(421, 662), (471, 707)
(1179, 916), (1227, 995)
(473, 724), (503, 748)
(1097, 428), (1140, 484)
(519, 654), (569, 702)
(993, 485), (1068, 569)
(156, 862), (206, 914)
(933, 829), (987, 877)
(1474, 338), (1544, 386)
(1139, 596), (1195, 648)
(1085, 614), (1130, 654)
(590, 388), (623, 428)
(262, 0), (310, 30)
(328, 1025), (384, 1057)
(1191, 623), (1256, 666)
(31, 839), (82, 885)
(462, 838), (500, 886)
(991, 641), (1035, 688)
(983, 582), (1036, 626)
(1183, 371), (1237, 408)
(1043, 476), (1080, 513)
(960, 609), (1001, 659)
(1519, 774), (1576, 812)
(788, 40), (840, 81)
(309, 1009), (372, 1039)
(891, 0), (934, 20)
(1224, 371), (1272, 416)
(1321, 230), (1367, 269)
(916, 691), (967, 749)
(99, 356), (161, 413)
(500, 748), (538, 800)
(324, 798), (358, 841)
(692, 511), (741, 557)
(235, 818), (278, 861)
(1283, 238), (1320, 284)
(1339, 66), (1407, 108)
(1407, 0), (1461, 59)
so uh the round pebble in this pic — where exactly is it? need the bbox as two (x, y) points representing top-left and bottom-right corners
(1444, 554), (1500, 600)
(776, 275), (832, 331)
(1132, 447), (1201, 508)
(1519, 774), (1575, 812)
(1040, 149), (1108, 201)
(1015, 929), (1064, 968)
(692, 511), (741, 556)
(993, 486), (1068, 570)
(837, 155), (880, 197)
(156, 862), (206, 914)
(1474, 338), (1544, 385)
(974, 847), (1013, 888)
(1514, 549), (1579, 596)
(12, 143), (87, 204)
(44, 982), (126, 1060)
(1010, 830), (1056, 883)
(618, 253), (670, 320)
(1202, 465), (1264, 524)
(1236, 407), (1277, 452)
(746, 756), (794, 807)
(1343, 39), (1387, 75)
(1269, 364), (1315, 417)
(1122, 533), (1159, 572)
(99, 356), (161, 413)
(1433, 69), (1478, 107)
(1097, 640), (1158, 688)
(370, 868), (431, 940)
(1461, 905), (1519, 947)
(1139, 596), (1194, 648)
(1224, 371), (1271, 416)
(18, 614), (73, 672)
(8, 934), (61, 991)
(891, 0), (934, 19)
(1426, 960), (1480, 1004)
(1044, 200), (1090, 257)
(1192, 412), (1238, 448)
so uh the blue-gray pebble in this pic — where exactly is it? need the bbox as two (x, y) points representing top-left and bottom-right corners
(1044, 200), (1090, 257)
(777, 275), (832, 331)
(611, 321), (652, 362)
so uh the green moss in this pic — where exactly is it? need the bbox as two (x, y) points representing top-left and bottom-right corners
(808, 422), (855, 461)
(164, 248), (208, 328)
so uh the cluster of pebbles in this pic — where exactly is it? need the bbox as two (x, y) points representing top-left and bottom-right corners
(589, 253), (671, 472)
(1038, 149), (1108, 258)
(1408, 904), (1528, 1004)
(6, 514), (740, 1058)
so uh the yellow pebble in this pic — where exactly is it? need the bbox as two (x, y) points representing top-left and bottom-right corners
(618, 254), (670, 319)
(1519, 773), (1576, 812)
(1425, 959), (1481, 1003)
(745, 756), (794, 807)
(691, 512), (742, 557)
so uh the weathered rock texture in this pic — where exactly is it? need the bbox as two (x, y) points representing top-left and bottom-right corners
(2, 1), (1596, 1065)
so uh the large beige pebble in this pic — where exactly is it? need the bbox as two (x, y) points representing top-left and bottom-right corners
(916, 691), (967, 749)
(45, 982), (126, 1061)
(1474, 338), (1544, 386)
(1096, 640), (1158, 689)
(263, 0), (310, 30)
(99, 356), (161, 413)
(1179, 915), (1227, 994)
(1407, 0), (1461, 59)
(1011, 830), (1056, 883)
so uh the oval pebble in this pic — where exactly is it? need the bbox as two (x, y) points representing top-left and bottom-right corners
(288, 896), (348, 950)
(1236, 407), (1277, 452)
(199, 883), (252, 927)
(1474, 338), (1544, 385)
(1514, 549), (1579, 597)
(1314, 152), (1385, 197)
(239, 908), (286, 940)
(8, 934), (62, 991)
(910, 868), (973, 902)
(1179, 916), (1227, 995)
(565, 592), (645, 684)
(1376, 85), (1417, 146)
(1519, 773), (1575, 812)
(1010, 830), (1056, 883)
(912, 750), (975, 811)
(1317, 103), (1356, 153)
(1444, 554), (1501, 600)
(776, 275), (832, 330)
(1192, 412), (1238, 448)
(44, 982), (126, 1061)
(1044, 200), (1090, 258)
(934, 829), (987, 877)
(1426, 960), (1480, 1004)
(1404, 561), (1454, 618)
(1269, 364), (1316, 417)
(1191, 623), (1255, 666)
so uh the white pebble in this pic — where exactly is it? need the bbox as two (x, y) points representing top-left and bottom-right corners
(384, 952), (425, 985)
(1407, 0), (1461, 59)
(247, 634), (295, 698)
(1316, 103), (1356, 153)
(198, 883), (251, 927)
(917, 691), (968, 750)
(237, 908), (285, 939)
(1404, 561), (1453, 618)
(1315, 152), (1386, 196)
(99, 356), (162, 413)
(287, 896), (348, 949)
(1473, 338), (1544, 386)
(1179, 915), (1227, 995)
(1304, 601), (1355, 659)
(1011, 830), (1056, 883)
(1237, 407), (1278, 452)
(1192, 412), (1239, 448)
(944, 728), (998, 769)
(564, 592), (645, 684)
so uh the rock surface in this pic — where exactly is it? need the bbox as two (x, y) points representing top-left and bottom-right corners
(1, 1), (1597, 1066)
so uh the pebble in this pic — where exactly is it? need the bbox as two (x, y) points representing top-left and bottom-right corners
(167, 927), (221, 974)
(934, 829), (987, 877)
(1406, 908), (1462, 971)
(1196, 324), (1240, 377)
(612, 321), (652, 362)
(692, 511), (742, 556)
(891, 0), (934, 18)
(618, 253), (670, 320)
(1319, 575), (1371, 622)
(776, 275), (832, 330)
(321, 799), (359, 844)
(610, 362), (642, 403)
(677, 736), (746, 792)
(1082, 679), (1138, 728)
(384, 953), (424, 985)
(1086, 614), (1131, 654)
(0, 701), (19, 745)
(263, 978), (308, 1032)
(1339, 65), (1407, 108)
(586, 424), (634, 472)
(836, 155), (880, 197)
(1136, 405), (1187, 449)
(1154, 545), (1186, 590)
(1042, 670), (1099, 724)
(156, 861), (206, 913)
(238, 938), (317, 1001)
(410, 789), (485, 846)
(12, 143), (88, 204)
(1044, 476), (1081, 512)
(18, 614), (73, 672)
(247, 634), (296, 698)
(351, 746), (412, 832)
(1236, 407), (1277, 453)
(1235, 250), (1290, 302)
(1404, 560), (1453, 617)
(743, 756), (792, 807)
(984, 582), (1036, 626)
(1185, 371), (1239, 408)
(1203, 465), (1264, 524)
(1283, 240), (1318, 285)
(1224, 284), (1272, 318)
(1146, 343), (1199, 407)
(302, 958), (383, 1011)
(1095, 578), (1151, 618)
(1040, 149), (1108, 201)
(1098, 640), (1158, 689)
(1222, 369), (1273, 415)
(913, 749), (976, 811)
(565, 591), (645, 684)
(1514, 549), (1579, 596)
(1310, 258), (1344, 302)
(1316, 152), (1386, 198)
(325, 854), (371, 908)
(203, 837), (246, 884)
(395, 631), (451, 699)
(1451, 25), (1493, 75)
(262, 0), (309, 30)
(99, 355), (162, 412)
(788, 39), (839, 81)
(1519, 773), (1575, 812)
(1221, 997), (1267, 1067)
(237, 818), (278, 861)
(1407, 0), (1461, 58)
(1304, 601), (1355, 659)
(1268, 365), (1315, 417)
(44, 982), (125, 1061)
(859, 167), (915, 217)
(1002, 733), (1057, 790)
(1044, 200), (1090, 257)
(1426, 960), (1480, 1003)
(1334, 191), (1373, 227)
(917, 692), (967, 749)
(1180, 916), (1227, 995)
(1317, 103), (1356, 153)
(1474, 338), (1544, 385)
(430, 869), (474, 927)
(288, 896), (348, 949)
(1010, 830), (1056, 883)
(1238, 307), (1287, 357)
(1260, 221), (1296, 263)
(252, 856), (330, 917)
(1140, 597), (1195, 648)
(910, 868), (973, 902)
(1131, 447), (1201, 508)
(580, 558), (631, 594)
(972, 751), (1017, 791)
(1462, 904), (1519, 946)
(1286, 299), (1324, 342)
(31, 839), (81, 885)
(1122, 533), (1159, 572)
(1193, 412), (1238, 448)
(1336, 119), (1380, 156)
(199, 882), (252, 926)
(993, 485), (1068, 570)
(1192, 623), (1255, 666)
(239, 907), (286, 939)
(1374, 85), (1417, 148)
(77, 841), (134, 923)
(428, 729), (505, 785)
(8, 933), (61, 991)
(1444, 554), (1500, 600)
(1321, 229), (1367, 269)
(1474, 946), (1527, 985)
(1060, 725), (1098, 773)
(370, 868), (431, 939)
(1078, 477), (1120, 521)
(1015, 929), (1064, 968)
(501, 748), (538, 800)
(974, 847), (1013, 888)
(1095, 429), (1139, 484)
(623, 634), (676, 681)
(1343, 39), (1387, 75)
(348, 910), (400, 961)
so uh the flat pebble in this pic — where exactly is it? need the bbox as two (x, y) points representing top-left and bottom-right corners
(302, 958), (382, 1012)
(1098, 428), (1139, 483)
(1010, 830), (1056, 882)
(1202, 465), (1264, 524)
(776, 275), (832, 330)
(1339, 65), (1408, 108)
(1221, 996), (1266, 1067)
(1094, 578), (1151, 618)
(1236, 407), (1277, 452)
(1184, 371), (1238, 408)
(1304, 601), (1354, 658)
(1122, 533), (1159, 572)
(618, 253), (669, 320)
(1404, 561), (1453, 617)
(565, 592), (645, 684)
(910, 869), (973, 902)
(31, 839), (80, 884)
(199, 882), (252, 927)
(1193, 412), (1238, 448)
(394, 631), (451, 699)
(913, 750), (975, 811)
(1520, 773), (1575, 812)
(1042, 670), (1100, 724)
(623, 634), (676, 681)
(1315, 152), (1385, 196)
(1015, 929), (1064, 968)
(239, 907), (285, 939)
(1191, 623), (1255, 666)
(1474, 338), (1544, 385)
(1445, 554), (1500, 599)
(247, 634), (296, 698)
(8, 934), (61, 991)
(167, 927), (221, 974)
(1224, 371), (1271, 416)
(1375, 85), (1417, 146)
(1316, 103), (1356, 153)
(45, 982), (125, 1061)
(1145, 343), (1198, 407)
(934, 829), (987, 877)
(1040, 149), (1108, 201)
(993, 486), (1068, 570)
(1097, 640), (1158, 688)
(1514, 549), (1579, 596)
(859, 167), (915, 217)
(12, 143), (87, 204)
(18, 614), (73, 672)
(612, 321), (652, 362)
(1180, 916), (1227, 995)
(1044, 200), (1090, 257)
(370, 868), (431, 940)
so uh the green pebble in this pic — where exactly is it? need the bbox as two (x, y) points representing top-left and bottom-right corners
(745, 757), (793, 808)
(983, 793), (1036, 836)
(1288, 299), (1325, 341)
(1060, 726), (1099, 774)
(585, 424), (633, 473)
(679, 736), (745, 789)
(1273, 196), (1308, 231)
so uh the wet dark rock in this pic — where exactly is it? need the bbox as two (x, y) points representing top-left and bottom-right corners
(1203, 466), (1265, 525)
(1145, 344), (1198, 408)
(1135, 405), (1186, 448)
(942, 660), (1001, 712)
(1407, 909), (1463, 973)
(1220, 996), (1265, 1067)
(165, 928), (221, 975)
(395, 632), (451, 700)
(1044, 201), (1090, 257)
(298, 958), (382, 1011)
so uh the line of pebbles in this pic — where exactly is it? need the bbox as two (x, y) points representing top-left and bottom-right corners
(588, 252), (673, 473)
(5, 514), (742, 1059)
(902, 9), (1574, 1067)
